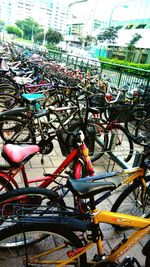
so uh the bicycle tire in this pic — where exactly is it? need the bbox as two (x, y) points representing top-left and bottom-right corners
(111, 175), (150, 218)
(0, 176), (14, 193)
(68, 121), (108, 162)
(145, 255), (150, 267)
(41, 63), (57, 78)
(107, 124), (134, 162)
(0, 221), (87, 266)
(135, 116), (150, 146)
(0, 116), (36, 144)
(0, 187), (66, 225)
(0, 84), (17, 94)
(0, 93), (21, 111)
(90, 121), (108, 162)
(0, 75), (16, 86)
(124, 108), (147, 139)
(142, 240), (150, 267)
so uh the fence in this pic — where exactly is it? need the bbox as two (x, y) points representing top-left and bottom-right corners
(40, 48), (150, 90)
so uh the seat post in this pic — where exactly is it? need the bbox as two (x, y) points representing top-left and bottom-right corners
(89, 196), (96, 210)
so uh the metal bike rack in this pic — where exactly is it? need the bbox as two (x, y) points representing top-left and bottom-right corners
(105, 130), (142, 171)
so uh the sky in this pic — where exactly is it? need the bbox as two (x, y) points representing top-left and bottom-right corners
(66, 0), (150, 23)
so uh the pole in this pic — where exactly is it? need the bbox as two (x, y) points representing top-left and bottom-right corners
(43, 28), (46, 46)
(108, 5), (128, 28)
(31, 22), (34, 43)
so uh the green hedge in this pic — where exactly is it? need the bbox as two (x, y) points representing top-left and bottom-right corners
(98, 57), (150, 77)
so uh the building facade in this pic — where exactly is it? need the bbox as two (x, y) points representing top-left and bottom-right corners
(0, 0), (69, 34)
(93, 18), (150, 64)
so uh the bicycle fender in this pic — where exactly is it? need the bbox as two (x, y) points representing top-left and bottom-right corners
(0, 107), (30, 117)
(17, 216), (87, 232)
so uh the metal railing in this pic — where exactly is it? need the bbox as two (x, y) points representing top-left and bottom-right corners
(100, 61), (150, 89)
(42, 48), (150, 89)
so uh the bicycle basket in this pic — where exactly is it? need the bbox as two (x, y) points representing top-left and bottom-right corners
(107, 105), (132, 123)
(56, 128), (78, 157)
(56, 130), (69, 156)
(56, 125), (96, 157)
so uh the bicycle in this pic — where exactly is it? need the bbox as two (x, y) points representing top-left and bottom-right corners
(0, 125), (95, 193)
(89, 92), (134, 163)
(0, 92), (107, 162)
(0, 136), (149, 221)
(0, 177), (149, 266)
(135, 115), (150, 146)
(124, 102), (150, 140)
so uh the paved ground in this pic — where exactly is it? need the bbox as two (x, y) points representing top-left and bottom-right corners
(0, 139), (149, 266)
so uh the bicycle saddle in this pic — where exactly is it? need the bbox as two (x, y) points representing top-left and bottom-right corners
(21, 93), (44, 103)
(67, 178), (116, 199)
(2, 144), (40, 166)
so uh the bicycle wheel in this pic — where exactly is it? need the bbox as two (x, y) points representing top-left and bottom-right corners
(68, 121), (108, 162)
(0, 84), (17, 95)
(0, 116), (36, 144)
(0, 187), (65, 226)
(142, 240), (150, 267)
(0, 176), (14, 194)
(111, 175), (150, 218)
(125, 108), (147, 139)
(0, 222), (86, 266)
(41, 63), (57, 79)
(135, 117), (150, 146)
(107, 124), (134, 162)
(90, 121), (108, 162)
(0, 93), (21, 112)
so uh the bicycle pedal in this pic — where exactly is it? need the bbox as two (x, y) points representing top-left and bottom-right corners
(93, 254), (103, 262)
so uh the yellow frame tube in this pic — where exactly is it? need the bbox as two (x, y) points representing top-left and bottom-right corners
(93, 210), (150, 261)
(93, 210), (150, 228)
(120, 168), (145, 185)
(107, 224), (150, 262)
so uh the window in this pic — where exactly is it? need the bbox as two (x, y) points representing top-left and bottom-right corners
(140, 54), (147, 63)
(136, 24), (146, 29)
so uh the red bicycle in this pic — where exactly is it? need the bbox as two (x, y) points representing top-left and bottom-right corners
(0, 127), (94, 194)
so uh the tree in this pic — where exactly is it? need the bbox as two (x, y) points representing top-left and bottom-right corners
(84, 35), (96, 47)
(34, 31), (44, 44)
(97, 26), (119, 44)
(46, 28), (63, 44)
(0, 20), (5, 32)
(16, 17), (42, 40)
(5, 25), (23, 38)
(126, 33), (142, 61)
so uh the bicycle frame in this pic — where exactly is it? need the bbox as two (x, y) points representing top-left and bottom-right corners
(0, 141), (94, 192)
(93, 210), (150, 263)
(0, 149), (146, 200)
(21, 208), (150, 267)
(77, 166), (146, 208)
